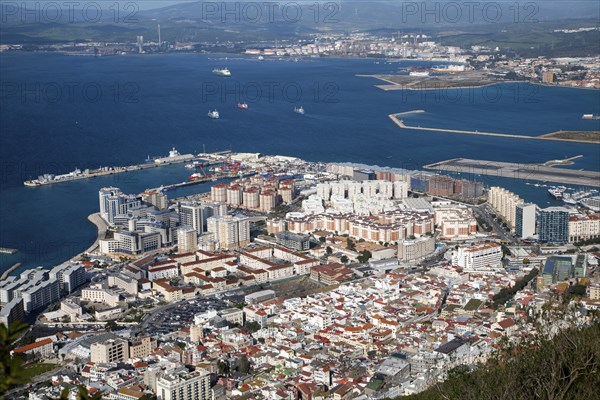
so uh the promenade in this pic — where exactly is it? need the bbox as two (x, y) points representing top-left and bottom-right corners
(85, 213), (108, 255)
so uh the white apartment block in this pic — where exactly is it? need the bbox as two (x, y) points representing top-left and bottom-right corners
(81, 287), (120, 307)
(108, 274), (139, 295)
(488, 187), (522, 230)
(206, 215), (250, 250)
(452, 243), (503, 272)
(398, 236), (436, 262)
(568, 214), (600, 243)
(90, 338), (130, 364)
(177, 226), (198, 254)
(49, 263), (87, 294)
(156, 369), (211, 400)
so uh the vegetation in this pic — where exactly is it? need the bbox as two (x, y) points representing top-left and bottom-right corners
(399, 320), (600, 400)
(1, 322), (102, 400)
(574, 237), (600, 246)
(357, 250), (372, 264)
(491, 268), (539, 309)
(244, 321), (261, 333)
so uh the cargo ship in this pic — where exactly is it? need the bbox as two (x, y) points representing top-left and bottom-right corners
(212, 68), (231, 77)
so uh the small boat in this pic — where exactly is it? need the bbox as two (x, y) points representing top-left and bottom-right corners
(258, 56), (264, 61)
(212, 68), (231, 77)
(237, 102), (249, 110)
(208, 110), (220, 119)
(294, 106), (305, 115)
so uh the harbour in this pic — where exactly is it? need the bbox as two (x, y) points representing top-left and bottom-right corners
(424, 158), (600, 187)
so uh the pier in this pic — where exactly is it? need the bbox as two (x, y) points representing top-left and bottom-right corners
(389, 111), (600, 144)
(1, 263), (21, 280)
(424, 158), (600, 187)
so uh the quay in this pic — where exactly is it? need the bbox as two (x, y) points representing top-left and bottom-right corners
(1, 263), (22, 280)
(23, 150), (228, 187)
(389, 111), (600, 144)
(424, 158), (600, 187)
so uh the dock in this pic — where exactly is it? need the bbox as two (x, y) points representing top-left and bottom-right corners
(424, 158), (600, 187)
(389, 111), (600, 144)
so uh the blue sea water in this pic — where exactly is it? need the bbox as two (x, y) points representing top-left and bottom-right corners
(1, 53), (599, 275)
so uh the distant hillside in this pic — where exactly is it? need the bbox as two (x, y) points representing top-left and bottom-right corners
(1, 1), (599, 44)
(397, 321), (600, 400)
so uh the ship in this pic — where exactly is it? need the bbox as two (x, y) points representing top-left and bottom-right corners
(212, 68), (231, 77)
(237, 102), (249, 110)
(409, 71), (430, 77)
(189, 173), (204, 181)
(582, 114), (600, 120)
(548, 186), (566, 200)
(294, 106), (305, 115)
(208, 110), (220, 119)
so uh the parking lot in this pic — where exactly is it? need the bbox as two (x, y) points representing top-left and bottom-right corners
(141, 297), (229, 336)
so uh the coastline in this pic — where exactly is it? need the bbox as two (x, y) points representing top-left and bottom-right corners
(82, 213), (108, 257)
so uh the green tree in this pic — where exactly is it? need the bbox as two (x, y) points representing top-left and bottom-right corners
(318, 236), (326, 243)
(0, 321), (30, 395)
(217, 360), (230, 376)
(340, 255), (349, 263)
(105, 320), (118, 331)
(244, 321), (261, 333)
(326, 246), (333, 255)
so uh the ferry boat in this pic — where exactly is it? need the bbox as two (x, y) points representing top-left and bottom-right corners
(548, 186), (566, 200)
(212, 68), (231, 77)
(208, 110), (220, 119)
(294, 106), (305, 115)
(237, 102), (249, 110)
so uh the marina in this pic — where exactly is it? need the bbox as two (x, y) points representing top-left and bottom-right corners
(424, 158), (600, 187)
(389, 111), (600, 144)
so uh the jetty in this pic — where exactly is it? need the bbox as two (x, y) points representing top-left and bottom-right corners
(389, 111), (600, 144)
(1, 263), (21, 280)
